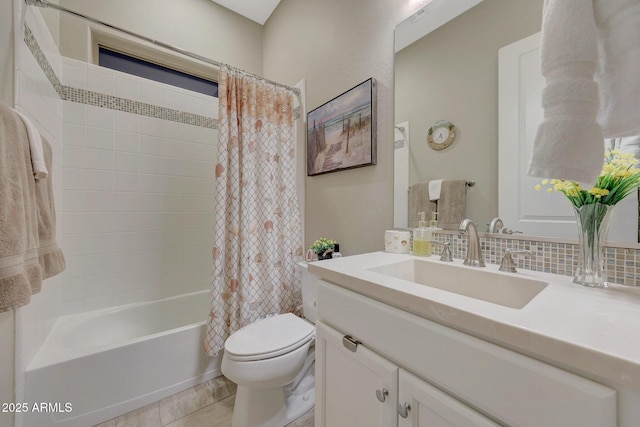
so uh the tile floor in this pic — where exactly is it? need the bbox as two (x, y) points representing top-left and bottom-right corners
(94, 376), (314, 427)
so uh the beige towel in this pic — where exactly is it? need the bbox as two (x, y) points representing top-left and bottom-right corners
(0, 103), (42, 311)
(36, 137), (65, 279)
(437, 179), (467, 230)
(0, 103), (64, 312)
(408, 182), (437, 229)
(409, 179), (467, 230)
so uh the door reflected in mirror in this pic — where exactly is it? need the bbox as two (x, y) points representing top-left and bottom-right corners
(394, 0), (639, 245)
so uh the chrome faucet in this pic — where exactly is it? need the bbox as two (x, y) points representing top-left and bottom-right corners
(487, 217), (504, 233)
(458, 219), (486, 267)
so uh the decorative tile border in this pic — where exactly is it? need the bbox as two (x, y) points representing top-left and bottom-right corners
(25, 23), (302, 128)
(431, 232), (640, 287)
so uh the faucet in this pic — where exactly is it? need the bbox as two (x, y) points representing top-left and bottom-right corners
(487, 217), (504, 233)
(499, 249), (533, 273)
(458, 219), (486, 267)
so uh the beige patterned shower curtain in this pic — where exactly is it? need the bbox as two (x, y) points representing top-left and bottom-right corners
(204, 64), (304, 357)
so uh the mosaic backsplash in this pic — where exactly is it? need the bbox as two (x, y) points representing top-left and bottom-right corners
(431, 232), (640, 287)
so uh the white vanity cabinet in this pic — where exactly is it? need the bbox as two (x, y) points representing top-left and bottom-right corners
(315, 279), (617, 427)
(316, 321), (498, 427)
(315, 321), (398, 427)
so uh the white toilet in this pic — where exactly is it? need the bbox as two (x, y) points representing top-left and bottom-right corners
(221, 262), (318, 427)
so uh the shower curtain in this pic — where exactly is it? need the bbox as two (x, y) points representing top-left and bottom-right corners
(204, 64), (304, 357)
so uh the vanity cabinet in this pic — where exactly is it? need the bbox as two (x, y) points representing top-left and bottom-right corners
(315, 279), (617, 427)
(315, 321), (398, 427)
(316, 321), (498, 427)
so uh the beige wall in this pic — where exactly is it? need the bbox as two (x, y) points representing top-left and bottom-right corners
(0, 2), (15, 424)
(263, 0), (405, 255)
(57, 0), (263, 76)
(395, 0), (543, 228)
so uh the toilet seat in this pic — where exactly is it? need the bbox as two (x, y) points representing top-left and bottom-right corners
(224, 313), (315, 362)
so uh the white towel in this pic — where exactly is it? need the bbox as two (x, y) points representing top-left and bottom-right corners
(429, 179), (442, 201)
(528, 0), (640, 185)
(13, 109), (48, 180)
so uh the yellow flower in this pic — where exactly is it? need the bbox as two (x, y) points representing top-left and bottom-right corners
(536, 149), (640, 207)
(588, 188), (609, 198)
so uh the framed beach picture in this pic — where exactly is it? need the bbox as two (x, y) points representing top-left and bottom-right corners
(307, 78), (377, 176)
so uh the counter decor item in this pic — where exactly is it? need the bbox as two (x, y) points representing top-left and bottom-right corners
(311, 238), (337, 260)
(384, 230), (411, 253)
(536, 149), (640, 288)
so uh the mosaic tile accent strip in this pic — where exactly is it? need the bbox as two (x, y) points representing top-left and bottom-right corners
(24, 23), (301, 128)
(430, 232), (640, 287)
(25, 23), (219, 129)
(24, 24), (63, 97)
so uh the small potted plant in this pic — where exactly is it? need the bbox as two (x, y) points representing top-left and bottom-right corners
(310, 238), (336, 260)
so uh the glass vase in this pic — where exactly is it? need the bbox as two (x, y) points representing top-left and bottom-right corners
(572, 203), (614, 288)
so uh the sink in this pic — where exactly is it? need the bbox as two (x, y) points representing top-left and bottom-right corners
(367, 259), (548, 309)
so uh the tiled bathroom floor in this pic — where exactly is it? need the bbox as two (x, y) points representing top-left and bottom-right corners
(94, 376), (314, 427)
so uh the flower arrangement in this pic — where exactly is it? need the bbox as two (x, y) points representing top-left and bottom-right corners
(535, 149), (640, 207)
(310, 238), (336, 259)
(536, 149), (640, 288)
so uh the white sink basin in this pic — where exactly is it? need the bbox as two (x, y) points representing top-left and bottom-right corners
(367, 259), (548, 309)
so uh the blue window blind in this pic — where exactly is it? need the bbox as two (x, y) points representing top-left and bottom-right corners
(98, 47), (218, 98)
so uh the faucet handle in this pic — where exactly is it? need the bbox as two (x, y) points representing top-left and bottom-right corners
(502, 228), (523, 235)
(499, 249), (533, 272)
(431, 240), (453, 262)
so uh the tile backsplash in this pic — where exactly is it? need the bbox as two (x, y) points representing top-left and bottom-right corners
(431, 232), (640, 287)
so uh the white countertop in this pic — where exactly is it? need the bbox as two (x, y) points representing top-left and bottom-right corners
(308, 251), (640, 389)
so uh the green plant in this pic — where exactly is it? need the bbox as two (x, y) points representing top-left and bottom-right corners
(310, 238), (336, 255)
(536, 149), (640, 207)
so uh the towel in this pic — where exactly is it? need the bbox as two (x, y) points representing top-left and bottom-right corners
(408, 182), (437, 228)
(437, 179), (467, 230)
(0, 103), (64, 312)
(36, 137), (65, 280)
(528, 0), (640, 185)
(409, 179), (466, 230)
(1, 103), (42, 311)
(13, 109), (48, 180)
(429, 179), (442, 201)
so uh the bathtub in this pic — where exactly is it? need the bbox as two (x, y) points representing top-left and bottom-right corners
(22, 290), (220, 427)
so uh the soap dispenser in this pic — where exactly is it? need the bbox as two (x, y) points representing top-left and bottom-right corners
(413, 212), (432, 256)
(428, 212), (442, 231)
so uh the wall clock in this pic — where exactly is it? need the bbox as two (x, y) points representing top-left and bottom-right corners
(428, 120), (456, 150)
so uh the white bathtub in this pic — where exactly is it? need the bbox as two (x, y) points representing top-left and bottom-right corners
(22, 290), (220, 427)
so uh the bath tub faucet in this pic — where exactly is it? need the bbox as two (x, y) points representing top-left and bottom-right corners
(458, 219), (486, 267)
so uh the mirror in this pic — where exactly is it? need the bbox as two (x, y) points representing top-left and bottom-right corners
(394, 0), (639, 245)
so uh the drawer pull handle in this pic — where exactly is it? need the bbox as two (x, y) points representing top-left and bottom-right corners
(375, 388), (389, 402)
(397, 402), (411, 418)
(342, 335), (361, 352)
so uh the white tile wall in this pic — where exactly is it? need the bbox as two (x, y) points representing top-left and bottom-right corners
(59, 65), (218, 316)
(14, 4), (219, 377)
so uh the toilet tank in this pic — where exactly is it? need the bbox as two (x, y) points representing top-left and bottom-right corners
(297, 262), (318, 324)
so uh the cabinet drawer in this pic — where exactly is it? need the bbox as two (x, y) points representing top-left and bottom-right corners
(317, 280), (616, 427)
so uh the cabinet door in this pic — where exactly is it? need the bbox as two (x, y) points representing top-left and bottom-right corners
(315, 321), (398, 427)
(398, 369), (499, 427)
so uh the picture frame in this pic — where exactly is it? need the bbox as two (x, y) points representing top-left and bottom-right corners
(307, 78), (377, 176)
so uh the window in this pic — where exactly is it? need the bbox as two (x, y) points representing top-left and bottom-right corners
(98, 47), (218, 97)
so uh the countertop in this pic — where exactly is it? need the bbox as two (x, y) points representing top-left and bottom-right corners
(308, 251), (640, 389)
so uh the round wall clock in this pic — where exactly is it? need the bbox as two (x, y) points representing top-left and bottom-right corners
(428, 120), (456, 150)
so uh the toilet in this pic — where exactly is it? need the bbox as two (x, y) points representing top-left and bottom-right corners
(221, 262), (318, 427)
